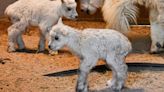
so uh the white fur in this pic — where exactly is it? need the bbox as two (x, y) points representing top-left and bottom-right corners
(80, 0), (164, 53)
(5, 0), (78, 52)
(149, 8), (164, 53)
(48, 19), (132, 91)
(80, 0), (103, 14)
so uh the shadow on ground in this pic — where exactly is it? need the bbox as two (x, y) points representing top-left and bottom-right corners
(44, 63), (164, 77)
(91, 87), (144, 92)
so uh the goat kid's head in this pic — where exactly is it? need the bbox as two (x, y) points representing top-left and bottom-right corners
(48, 18), (69, 51)
(80, 0), (103, 15)
(60, 0), (78, 20)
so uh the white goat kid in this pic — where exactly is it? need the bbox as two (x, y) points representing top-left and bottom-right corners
(80, 0), (164, 54)
(48, 19), (132, 92)
(5, 0), (78, 52)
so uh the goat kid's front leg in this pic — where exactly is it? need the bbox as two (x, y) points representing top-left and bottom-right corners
(17, 35), (25, 51)
(37, 25), (50, 53)
(38, 33), (46, 53)
(76, 57), (98, 92)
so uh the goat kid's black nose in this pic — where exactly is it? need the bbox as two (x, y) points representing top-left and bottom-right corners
(81, 9), (84, 12)
(75, 15), (78, 19)
(48, 45), (51, 49)
(86, 9), (90, 15)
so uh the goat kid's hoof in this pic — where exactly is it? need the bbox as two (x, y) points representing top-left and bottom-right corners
(106, 80), (119, 89)
(106, 80), (114, 87)
(110, 86), (122, 92)
(36, 50), (45, 53)
(76, 89), (88, 92)
(76, 86), (88, 92)
(49, 50), (58, 56)
(7, 47), (16, 53)
(107, 81), (122, 92)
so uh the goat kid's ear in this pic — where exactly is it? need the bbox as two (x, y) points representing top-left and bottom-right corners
(61, 0), (65, 3)
(57, 17), (63, 25)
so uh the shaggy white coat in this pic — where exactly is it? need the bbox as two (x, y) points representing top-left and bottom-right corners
(80, 0), (164, 53)
(5, 0), (78, 52)
(48, 19), (132, 92)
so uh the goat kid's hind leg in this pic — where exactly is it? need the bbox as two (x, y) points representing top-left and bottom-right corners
(106, 54), (117, 89)
(7, 21), (27, 52)
(115, 56), (128, 90)
(7, 26), (17, 52)
(106, 54), (127, 91)
(76, 57), (98, 92)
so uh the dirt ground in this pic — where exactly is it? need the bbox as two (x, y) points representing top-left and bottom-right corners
(0, 18), (164, 92)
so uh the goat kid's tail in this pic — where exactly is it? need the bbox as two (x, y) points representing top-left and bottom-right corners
(102, 0), (138, 33)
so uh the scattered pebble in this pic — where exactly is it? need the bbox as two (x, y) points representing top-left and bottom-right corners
(0, 58), (11, 64)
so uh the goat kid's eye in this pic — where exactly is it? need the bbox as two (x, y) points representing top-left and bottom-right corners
(54, 36), (59, 40)
(67, 7), (71, 11)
